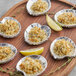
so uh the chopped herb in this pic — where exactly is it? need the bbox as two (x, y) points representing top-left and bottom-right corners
(71, 6), (74, 9)
(0, 67), (23, 76)
(12, 15), (16, 17)
(71, 5), (76, 9)
(0, 67), (3, 71)
(6, 68), (9, 70)
(2, 70), (7, 73)
(10, 71), (23, 76)
(8, 71), (13, 76)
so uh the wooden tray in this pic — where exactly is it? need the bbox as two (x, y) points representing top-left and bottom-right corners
(0, 0), (76, 76)
(58, 0), (76, 8)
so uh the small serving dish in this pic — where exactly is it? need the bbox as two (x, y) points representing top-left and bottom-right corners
(54, 9), (76, 28)
(0, 43), (17, 64)
(26, 0), (51, 16)
(50, 37), (76, 59)
(24, 23), (51, 45)
(0, 17), (21, 38)
(16, 55), (47, 76)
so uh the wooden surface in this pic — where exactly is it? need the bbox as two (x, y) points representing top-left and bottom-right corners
(58, 0), (76, 8)
(0, 0), (76, 76)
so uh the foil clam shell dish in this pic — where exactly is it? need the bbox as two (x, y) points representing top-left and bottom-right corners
(26, 0), (51, 16)
(50, 37), (76, 59)
(0, 43), (17, 64)
(24, 23), (51, 45)
(16, 55), (47, 76)
(54, 9), (76, 28)
(0, 17), (21, 38)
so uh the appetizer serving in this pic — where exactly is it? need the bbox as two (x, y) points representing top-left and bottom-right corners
(0, 17), (21, 38)
(29, 26), (47, 43)
(58, 12), (76, 25)
(0, 47), (14, 61)
(24, 23), (51, 45)
(20, 57), (43, 74)
(54, 9), (76, 28)
(31, 0), (48, 13)
(54, 39), (74, 56)
(0, 43), (17, 64)
(50, 37), (76, 59)
(26, 0), (51, 16)
(16, 55), (47, 76)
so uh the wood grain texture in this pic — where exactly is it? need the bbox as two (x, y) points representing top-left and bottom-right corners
(0, 0), (76, 76)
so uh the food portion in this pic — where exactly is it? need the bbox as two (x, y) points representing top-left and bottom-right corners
(53, 39), (74, 56)
(31, 0), (48, 13)
(20, 47), (44, 56)
(28, 26), (47, 42)
(58, 12), (76, 25)
(0, 20), (19, 36)
(20, 57), (43, 74)
(46, 14), (63, 31)
(0, 47), (14, 61)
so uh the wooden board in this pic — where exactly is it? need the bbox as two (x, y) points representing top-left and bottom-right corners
(58, 0), (76, 8)
(0, 0), (76, 76)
